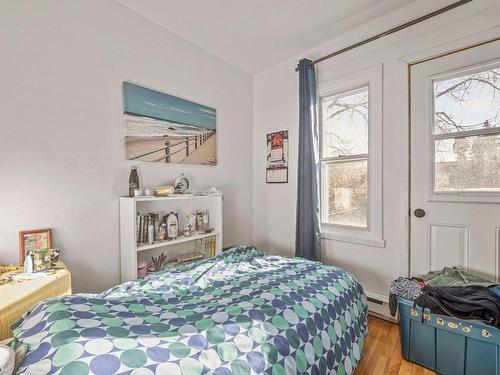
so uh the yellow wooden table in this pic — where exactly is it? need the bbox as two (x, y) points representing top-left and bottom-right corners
(0, 263), (71, 339)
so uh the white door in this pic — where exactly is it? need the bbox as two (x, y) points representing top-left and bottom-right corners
(410, 40), (500, 281)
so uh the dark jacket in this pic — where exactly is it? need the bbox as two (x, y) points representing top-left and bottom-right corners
(415, 285), (500, 328)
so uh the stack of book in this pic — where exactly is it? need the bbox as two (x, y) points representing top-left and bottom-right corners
(176, 252), (205, 264)
(196, 236), (216, 258)
(136, 213), (157, 244)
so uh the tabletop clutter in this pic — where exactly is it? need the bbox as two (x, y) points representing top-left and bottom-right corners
(390, 267), (500, 327)
(1, 247), (62, 285)
(128, 167), (221, 199)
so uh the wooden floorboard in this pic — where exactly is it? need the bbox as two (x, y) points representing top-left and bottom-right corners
(355, 316), (437, 375)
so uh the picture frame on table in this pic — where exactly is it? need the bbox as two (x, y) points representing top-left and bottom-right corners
(18, 228), (52, 265)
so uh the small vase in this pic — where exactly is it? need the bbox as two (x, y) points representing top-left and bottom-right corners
(33, 250), (49, 272)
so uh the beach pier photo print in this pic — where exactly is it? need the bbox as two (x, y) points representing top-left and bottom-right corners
(123, 82), (217, 165)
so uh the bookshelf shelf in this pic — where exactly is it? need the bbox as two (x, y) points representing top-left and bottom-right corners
(119, 195), (222, 282)
(137, 231), (219, 252)
(133, 195), (212, 202)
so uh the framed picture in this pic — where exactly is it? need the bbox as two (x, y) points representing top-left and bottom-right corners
(123, 82), (217, 165)
(19, 228), (52, 265)
(266, 130), (289, 183)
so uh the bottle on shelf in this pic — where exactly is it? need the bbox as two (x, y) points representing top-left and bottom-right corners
(196, 211), (204, 232)
(148, 219), (155, 245)
(203, 210), (209, 232)
(160, 215), (168, 240)
(129, 166), (139, 197)
(166, 212), (179, 239)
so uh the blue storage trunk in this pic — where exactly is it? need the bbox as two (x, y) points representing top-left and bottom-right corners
(398, 297), (500, 375)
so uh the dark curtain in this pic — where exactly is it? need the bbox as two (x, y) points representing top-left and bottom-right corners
(295, 59), (321, 261)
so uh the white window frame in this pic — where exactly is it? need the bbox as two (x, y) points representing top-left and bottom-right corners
(318, 64), (384, 247)
(427, 59), (500, 203)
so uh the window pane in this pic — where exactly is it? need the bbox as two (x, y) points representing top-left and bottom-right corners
(323, 159), (368, 227)
(321, 87), (368, 158)
(435, 134), (500, 191)
(434, 67), (500, 135)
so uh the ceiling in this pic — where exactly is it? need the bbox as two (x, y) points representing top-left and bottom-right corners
(115, 0), (422, 73)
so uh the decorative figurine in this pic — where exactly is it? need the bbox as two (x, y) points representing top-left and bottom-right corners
(158, 217), (167, 241)
(23, 251), (33, 274)
(174, 173), (190, 194)
(49, 248), (61, 264)
(183, 214), (192, 237)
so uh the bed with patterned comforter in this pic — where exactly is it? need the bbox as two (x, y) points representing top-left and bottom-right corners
(13, 245), (368, 375)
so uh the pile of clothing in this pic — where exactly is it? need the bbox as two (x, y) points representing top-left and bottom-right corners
(389, 267), (500, 327)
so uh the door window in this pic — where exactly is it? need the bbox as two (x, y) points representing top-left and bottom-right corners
(433, 65), (500, 192)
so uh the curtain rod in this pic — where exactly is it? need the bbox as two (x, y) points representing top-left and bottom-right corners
(295, 0), (473, 72)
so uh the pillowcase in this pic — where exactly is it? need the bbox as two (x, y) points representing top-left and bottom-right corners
(0, 339), (27, 375)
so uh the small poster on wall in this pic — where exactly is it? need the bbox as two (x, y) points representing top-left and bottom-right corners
(266, 130), (288, 183)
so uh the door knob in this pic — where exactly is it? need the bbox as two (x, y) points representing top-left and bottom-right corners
(414, 208), (425, 218)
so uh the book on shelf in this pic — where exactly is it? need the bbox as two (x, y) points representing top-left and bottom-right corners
(136, 213), (157, 245)
(195, 235), (216, 258)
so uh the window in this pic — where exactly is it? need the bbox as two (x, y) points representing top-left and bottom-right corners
(320, 87), (369, 227)
(433, 64), (500, 193)
(318, 65), (384, 247)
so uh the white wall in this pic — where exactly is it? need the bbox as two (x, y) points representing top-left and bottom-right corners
(253, 0), (500, 301)
(0, 0), (253, 293)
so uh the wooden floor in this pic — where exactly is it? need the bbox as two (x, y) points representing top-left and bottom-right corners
(355, 316), (437, 375)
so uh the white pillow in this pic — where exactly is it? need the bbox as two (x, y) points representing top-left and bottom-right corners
(0, 344), (14, 375)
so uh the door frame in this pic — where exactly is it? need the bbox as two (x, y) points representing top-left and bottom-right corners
(402, 34), (500, 277)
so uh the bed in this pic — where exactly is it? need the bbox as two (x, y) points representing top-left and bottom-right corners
(13, 245), (368, 375)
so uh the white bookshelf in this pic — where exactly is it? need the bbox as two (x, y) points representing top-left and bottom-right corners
(119, 195), (222, 282)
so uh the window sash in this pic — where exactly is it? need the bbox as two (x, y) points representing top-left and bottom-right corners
(320, 153), (368, 163)
(319, 86), (369, 160)
(432, 131), (500, 194)
(431, 62), (500, 138)
(433, 126), (500, 141)
(320, 157), (369, 228)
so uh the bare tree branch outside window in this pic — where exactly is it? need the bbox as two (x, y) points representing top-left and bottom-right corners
(321, 87), (369, 227)
(434, 67), (500, 191)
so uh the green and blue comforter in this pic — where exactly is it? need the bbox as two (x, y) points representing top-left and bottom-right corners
(14, 246), (368, 374)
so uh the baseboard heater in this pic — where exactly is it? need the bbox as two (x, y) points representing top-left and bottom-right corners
(366, 296), (384, 305)
(365, 291), (397, 323)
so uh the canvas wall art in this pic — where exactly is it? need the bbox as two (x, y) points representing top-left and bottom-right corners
(123, 82), (217, 165)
